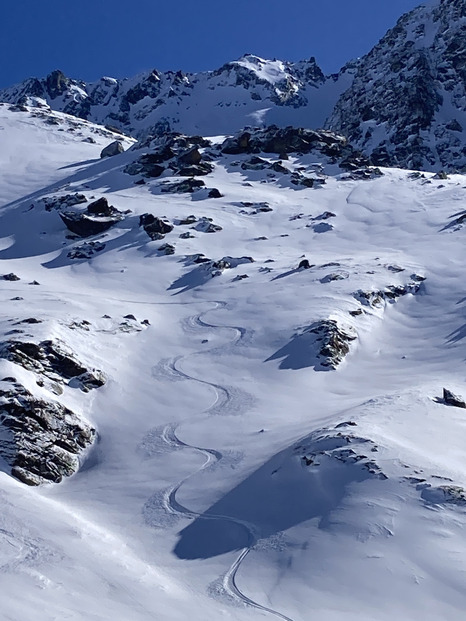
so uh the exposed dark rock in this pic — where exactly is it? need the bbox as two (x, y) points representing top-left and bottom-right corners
(443, 388), (466, 409)
(59, 198), (124, 237)
(189, 253), (211, 264)
(139, 214), (174, 240)
(340, 167), (384, 180)
(296, 426), (386, 479)
(221, 127), (367, 170)
(100, 140), (125, 158)
(177, 147), (202, 166)
(42, 193), (87, 212)
(0, 378), (95, 486)
(179, 231), (195, 239)
(327, 1), (466, 171)
(0, 339), (106, 392)
(3, 273), (20, 281)
(160, 179), (205, 193)
(86, 197), (115, 216)
(314, 211), (336, 220)
(211, 256), (254, 270)
(354, 281), (421, 308)
(68, 241), (106, 260)
(308, 320), (357, 369)
(158, 243), (175, 255)
(45, 70), (70, 99)
(443, 210), (466, 231)
(298, 259), (312, 269)
(125, 154), (166, 178)
(177, 162), (214, 176)
(269, 161), (289, 174)
(240, 201), (272, 213)
(241, 156), (268, 170)
(177, 214), (198, 225)
(208, 188), (223, 198)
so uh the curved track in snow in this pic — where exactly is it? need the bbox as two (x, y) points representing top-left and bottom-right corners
(156, 302), (295, 621)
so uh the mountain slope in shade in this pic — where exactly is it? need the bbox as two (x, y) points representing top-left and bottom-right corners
(0, 102), (466, 620)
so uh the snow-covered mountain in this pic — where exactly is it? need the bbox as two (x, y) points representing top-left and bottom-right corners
(2, 2), (466, 618)
(3, 1), (466, 172)
(0, 56), (356, 138)
(328, 0), (466, 171)
(1, 97), (466, 620)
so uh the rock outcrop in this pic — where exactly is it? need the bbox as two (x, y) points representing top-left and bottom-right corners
(59, 197), (125, 237)
(0, 377), (95, 486)
(308, 320), (357, 369)
(0, 339), (106, 392)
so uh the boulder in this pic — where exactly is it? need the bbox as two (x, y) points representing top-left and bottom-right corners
(124, 153), (166, 177)
(139, 214), (174, 240)
(177, 162), (214, 176)
(177, 147), (202, 166)
(59, 198), (124, 237)
(100, 140), (125, 158)
(443, 388), (466, 408)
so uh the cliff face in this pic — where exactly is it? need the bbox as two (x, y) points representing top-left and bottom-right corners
(328, 0), (466, 171)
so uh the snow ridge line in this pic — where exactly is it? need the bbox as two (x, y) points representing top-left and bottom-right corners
(159, 302), (295, 621)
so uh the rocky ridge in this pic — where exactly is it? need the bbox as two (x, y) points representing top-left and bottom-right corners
(327, 0), (466, 171)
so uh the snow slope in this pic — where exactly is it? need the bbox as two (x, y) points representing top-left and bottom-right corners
(1, 104), (466, 621)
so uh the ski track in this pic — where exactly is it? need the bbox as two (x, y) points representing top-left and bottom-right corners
(151, 302), (295, 621)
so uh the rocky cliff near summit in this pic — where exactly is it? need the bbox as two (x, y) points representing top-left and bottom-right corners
(327, 0), (466, 171)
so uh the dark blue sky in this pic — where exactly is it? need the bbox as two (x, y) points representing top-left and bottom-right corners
(1, 1), (424, 88)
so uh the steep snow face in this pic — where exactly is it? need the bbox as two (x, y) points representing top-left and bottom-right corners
(328, 0), (466, 171)
(1, 105), (466, 620)
(0, 57), (354, 138)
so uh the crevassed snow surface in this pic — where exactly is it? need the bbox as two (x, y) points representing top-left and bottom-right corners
(1, 103), (466, 621)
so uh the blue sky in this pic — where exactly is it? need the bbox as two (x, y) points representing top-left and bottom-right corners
(1, 0), (424, 88)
